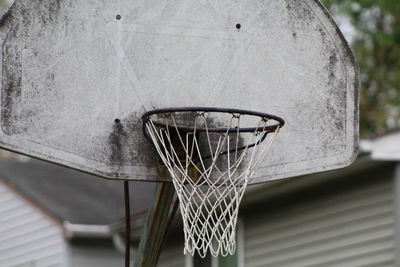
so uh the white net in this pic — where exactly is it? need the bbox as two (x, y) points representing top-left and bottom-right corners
(144, 110), (281, 258)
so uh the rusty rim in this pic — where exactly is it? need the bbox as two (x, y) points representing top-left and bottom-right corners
(141, 107), (285, 133)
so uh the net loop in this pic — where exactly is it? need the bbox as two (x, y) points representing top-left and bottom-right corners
(142, 107), (284, 258)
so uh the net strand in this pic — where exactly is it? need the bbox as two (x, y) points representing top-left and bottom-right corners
(144, 112), (281, 258)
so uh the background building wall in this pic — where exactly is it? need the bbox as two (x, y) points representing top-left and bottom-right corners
(243, 164), (396, 266)
(0, 183), (67, 267)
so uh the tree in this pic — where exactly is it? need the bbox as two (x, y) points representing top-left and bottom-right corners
(0, 0), (8, 12)
(321, 0), (400, 137)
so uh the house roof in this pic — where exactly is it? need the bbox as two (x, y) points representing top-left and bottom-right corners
(360, 130), (400, 161)
(1, 132), (399, 230)
(0, 157), (155, 225)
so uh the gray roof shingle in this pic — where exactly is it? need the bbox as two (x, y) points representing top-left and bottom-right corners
(0, 157), (155, 225)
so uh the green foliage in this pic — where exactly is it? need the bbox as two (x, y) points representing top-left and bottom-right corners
(0, 0), (7, 11)
(321, 0), (400, 137)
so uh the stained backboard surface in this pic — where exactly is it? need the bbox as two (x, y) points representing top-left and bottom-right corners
(0, 0), (358, 184)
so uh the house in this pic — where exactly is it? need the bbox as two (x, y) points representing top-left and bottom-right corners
(0, 131), (399, 266)
(156, 132), (400, 266)
(0, 156), (156, 267)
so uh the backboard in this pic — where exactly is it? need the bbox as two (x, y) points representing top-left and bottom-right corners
(0, 0), (358, 184)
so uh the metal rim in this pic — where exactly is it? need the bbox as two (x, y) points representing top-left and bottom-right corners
(141, 107), (285, 133)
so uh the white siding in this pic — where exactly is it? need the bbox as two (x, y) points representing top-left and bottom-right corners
(244, 178), (395, 267)
(0, 183), (66, 267)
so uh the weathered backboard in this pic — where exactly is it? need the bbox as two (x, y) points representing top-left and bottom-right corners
(0, 0), (358, 184)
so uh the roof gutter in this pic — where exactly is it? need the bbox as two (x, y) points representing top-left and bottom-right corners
(62, 221), (138, 255)
(243, 145), (392, 208)
(63, 221), (112, 239)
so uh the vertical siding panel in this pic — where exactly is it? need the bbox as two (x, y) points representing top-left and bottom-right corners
(244, 177), (396, 267)
(0, 183), (66, 267)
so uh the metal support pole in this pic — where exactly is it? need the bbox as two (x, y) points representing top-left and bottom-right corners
(394, 163), (400, 267)
(124, 181), (131, 267)
(133, 182), (178, 267)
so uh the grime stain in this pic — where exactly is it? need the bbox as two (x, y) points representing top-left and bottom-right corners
(108, 119), (128, 166)
(0, 0), (64, 135)
(328, 52), (338, 86)
(2, 35), (22, 135)
(284, 0), (315, 29)
(124, 113), (155, 168)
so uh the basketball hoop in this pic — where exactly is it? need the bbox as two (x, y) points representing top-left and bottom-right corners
(142, 107), (284, 257)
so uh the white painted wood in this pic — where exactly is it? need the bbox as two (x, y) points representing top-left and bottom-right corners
(185, 253), (193, 267)
(237, 218), (245, 267)
(369, 132), (400, 160)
